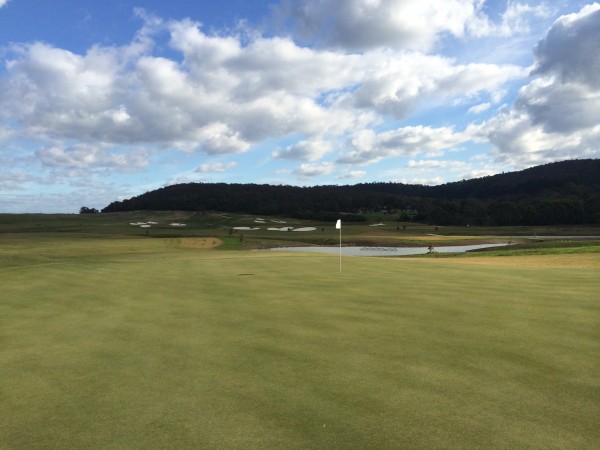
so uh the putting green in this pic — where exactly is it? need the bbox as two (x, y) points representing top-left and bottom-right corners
(1, 236), (599, 449)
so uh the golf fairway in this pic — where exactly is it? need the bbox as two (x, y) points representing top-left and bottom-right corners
(1, 236), (599, 448)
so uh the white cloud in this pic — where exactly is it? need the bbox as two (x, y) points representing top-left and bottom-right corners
(468, 102), (491, 114)
(272, 140), (333, 161)
(0, 10), (525, 178)
(399, 176), (445, 186)
(337, 170), (366, 180)
(2, 2), (598, 213)
(401, 158), (479, 184)
(338, 126), (469, 165)
(275, 0), (479, 51)
(0, 0), (9, 8)
(349, 51), (524, 119)
(275, 0), (551, 51)
(474, 3), (600, 168)
(196, 161), (238, 173)
(36, 145), (149, 171)
(0, 126), (13, 144)
(293, 162), (335, 179)
(518, 78), (600, 134)
(460, 168), (496, 179)
(194, 123), (251, 155)
(406, 159), (470, 170)
(532, 3), (600, 89)
(0, 171), (28, 190)
(468, 1), (551, 37)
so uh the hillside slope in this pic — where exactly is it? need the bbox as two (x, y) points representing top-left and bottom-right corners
(102, 159), (600, 226)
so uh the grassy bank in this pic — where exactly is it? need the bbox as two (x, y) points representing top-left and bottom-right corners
(1, 233), (599, 448)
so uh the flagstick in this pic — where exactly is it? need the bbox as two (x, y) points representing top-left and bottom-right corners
(339, 223), (342, 272)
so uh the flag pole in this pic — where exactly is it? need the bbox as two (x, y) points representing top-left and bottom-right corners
(339, 224), (341, 272)
(336, 219), (341, 272)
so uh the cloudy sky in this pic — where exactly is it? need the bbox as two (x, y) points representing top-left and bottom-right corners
(1, 0), (599, 212)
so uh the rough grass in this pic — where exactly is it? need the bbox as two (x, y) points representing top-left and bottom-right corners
(1, 235), (599, 449)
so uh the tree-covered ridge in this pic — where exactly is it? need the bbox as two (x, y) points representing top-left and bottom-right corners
(102, 159), (600, 226)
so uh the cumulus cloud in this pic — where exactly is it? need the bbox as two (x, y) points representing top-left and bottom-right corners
(275, 0), (474, 51)
(468, 1), (551, 37)
(406, 159), (470, 170)
(1, 19), (371, 156)
(36, 145), (149, 171)
(532, 3), (600, 89)
(272, 140), (333, 161)
(349, 51), (524, 119)
(293, 162), (335, 179)
(337, 170), (366, 180)
(1, 1), (595, 212)
(0, 11), (523, 177)
(338, 126), (469, 165)
(274, 0), (550, 51)
(403, 158), (481, 184)
(475, 3), (600, 168)
(0, 171), (28, 190)
(0, 0), (8, 8)
(401, 176), (445, 186)
(196, 161), (238, 173)
(468, 102), (491, 114)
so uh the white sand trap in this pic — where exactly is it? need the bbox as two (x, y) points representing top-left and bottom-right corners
(233, 226), (260, 230)
(268, 227), (294, 231)
(140, 224), (151, 228)
(370, 223), (385, 227)
(130, 222), (147, 226)
(170, 223), (187, 227)
(147, 221), (158, 225)
(271, 220), (287, 224)
(292, 227), (317, 232)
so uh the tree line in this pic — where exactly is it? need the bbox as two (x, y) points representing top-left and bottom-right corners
(101, 159), (600, 226)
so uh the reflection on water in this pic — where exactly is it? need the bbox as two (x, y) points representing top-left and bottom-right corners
(268, 243), (510, 256)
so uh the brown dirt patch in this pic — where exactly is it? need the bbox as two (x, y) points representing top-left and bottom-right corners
(179, 238), (223, 249)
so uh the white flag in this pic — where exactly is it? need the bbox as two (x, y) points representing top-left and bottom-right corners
(335, 219), (341, 229)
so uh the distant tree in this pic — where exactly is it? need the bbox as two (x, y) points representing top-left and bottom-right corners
(99, 159), (600, 226)
(79, 206), (99, 214)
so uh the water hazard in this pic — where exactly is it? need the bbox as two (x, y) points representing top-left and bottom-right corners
(268, 243), (511, 257)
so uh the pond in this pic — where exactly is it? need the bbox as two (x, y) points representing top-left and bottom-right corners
(266, 243), (511, 257)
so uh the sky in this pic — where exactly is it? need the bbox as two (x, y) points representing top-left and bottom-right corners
(1, 0), (599, 213)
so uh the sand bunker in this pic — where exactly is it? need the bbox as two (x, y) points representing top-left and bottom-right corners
(170, 223), (187, 227)
(265, 226), (317, 232)
(233, 226), (260, 230)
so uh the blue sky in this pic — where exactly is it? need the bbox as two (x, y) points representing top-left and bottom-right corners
(1, 0), (598, 212)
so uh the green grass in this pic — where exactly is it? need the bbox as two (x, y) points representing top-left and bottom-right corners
(1, 232), (599, 449)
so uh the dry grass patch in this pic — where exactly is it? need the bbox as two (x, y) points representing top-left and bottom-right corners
(179, 237), (223, 249)
(427, 253), (600, 269)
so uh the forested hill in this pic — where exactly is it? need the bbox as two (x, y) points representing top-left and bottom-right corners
(102, 159), (600, 226)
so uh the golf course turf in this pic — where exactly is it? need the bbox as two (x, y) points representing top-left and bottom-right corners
(1, 230), (599, 448)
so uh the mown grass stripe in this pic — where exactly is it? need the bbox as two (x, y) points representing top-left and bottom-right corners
(1, 237), (599, 449)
